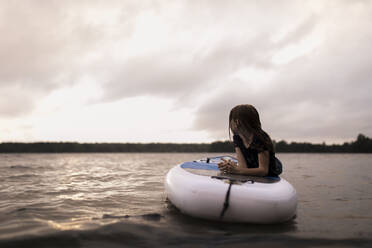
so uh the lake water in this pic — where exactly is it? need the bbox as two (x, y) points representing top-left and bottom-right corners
(0, 153), (371, 247)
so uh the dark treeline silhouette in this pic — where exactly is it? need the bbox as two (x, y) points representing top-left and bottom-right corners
(274, 134), (372, 153)
(0, 134), (371, 153)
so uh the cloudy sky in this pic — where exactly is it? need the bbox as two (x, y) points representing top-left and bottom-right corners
(0, 0), (371, 144)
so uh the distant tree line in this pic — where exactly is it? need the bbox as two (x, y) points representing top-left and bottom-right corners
(0, 134), (371, 153)
(274, 134), (372, 153)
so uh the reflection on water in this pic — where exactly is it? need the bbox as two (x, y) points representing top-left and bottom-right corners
(0, 153), (372, 247)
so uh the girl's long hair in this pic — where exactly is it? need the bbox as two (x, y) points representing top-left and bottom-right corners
(229, 104), (274, 152)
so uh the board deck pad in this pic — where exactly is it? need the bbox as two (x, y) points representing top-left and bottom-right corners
(180, 161), (280, 184)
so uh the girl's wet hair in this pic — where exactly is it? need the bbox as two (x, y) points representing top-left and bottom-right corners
(229, 104), (274, 152)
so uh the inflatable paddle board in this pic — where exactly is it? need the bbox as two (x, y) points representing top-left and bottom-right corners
(165, 156), (297, 223)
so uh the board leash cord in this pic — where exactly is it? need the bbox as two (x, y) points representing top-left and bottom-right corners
(211, 176), (254, 220)
(219, 181), (233, 219)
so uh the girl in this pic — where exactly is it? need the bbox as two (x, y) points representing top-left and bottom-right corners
(218, 104), (277, 177)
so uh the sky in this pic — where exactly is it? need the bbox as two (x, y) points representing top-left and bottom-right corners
(0, 0), (371, 144)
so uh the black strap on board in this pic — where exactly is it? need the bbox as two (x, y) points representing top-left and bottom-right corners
(219, 181), (233, 219)
(211, 176), (254, 220)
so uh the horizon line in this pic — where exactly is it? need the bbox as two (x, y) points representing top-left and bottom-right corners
(0, 138), (360, 146)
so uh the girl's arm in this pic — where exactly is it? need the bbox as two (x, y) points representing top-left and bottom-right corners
(235, 146), (248, 168)
(231, 147), (269, 176)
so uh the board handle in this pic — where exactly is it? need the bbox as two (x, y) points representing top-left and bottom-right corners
(211, 175), (254, 184)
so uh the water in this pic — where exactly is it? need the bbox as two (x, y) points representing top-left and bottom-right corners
(0, 153), (371, 247)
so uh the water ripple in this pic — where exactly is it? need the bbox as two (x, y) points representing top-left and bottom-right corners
(0, 153), (372, 246)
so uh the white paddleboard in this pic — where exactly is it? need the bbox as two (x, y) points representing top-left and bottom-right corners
(165, 156), (297, 223)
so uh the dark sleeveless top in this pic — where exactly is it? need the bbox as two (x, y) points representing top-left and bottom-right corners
(235, 136), (277, 177)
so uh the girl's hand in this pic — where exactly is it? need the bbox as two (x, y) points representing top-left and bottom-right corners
(218, 158), (229, 172)
(218, 158), (238, 173)
(226, 162), (238, 174)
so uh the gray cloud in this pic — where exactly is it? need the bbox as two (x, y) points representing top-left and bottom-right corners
(96, 1), (315, 103)
(0, 0), (314, 116)
(0, 0), (137, 117)
(0, 0), (371, 143)
(193, 5), (372, 143)
(99, 34), (278, 103)
(0, 85), (36, 117)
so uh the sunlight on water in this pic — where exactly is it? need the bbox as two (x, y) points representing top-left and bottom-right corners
(44, 219), (86, 231)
